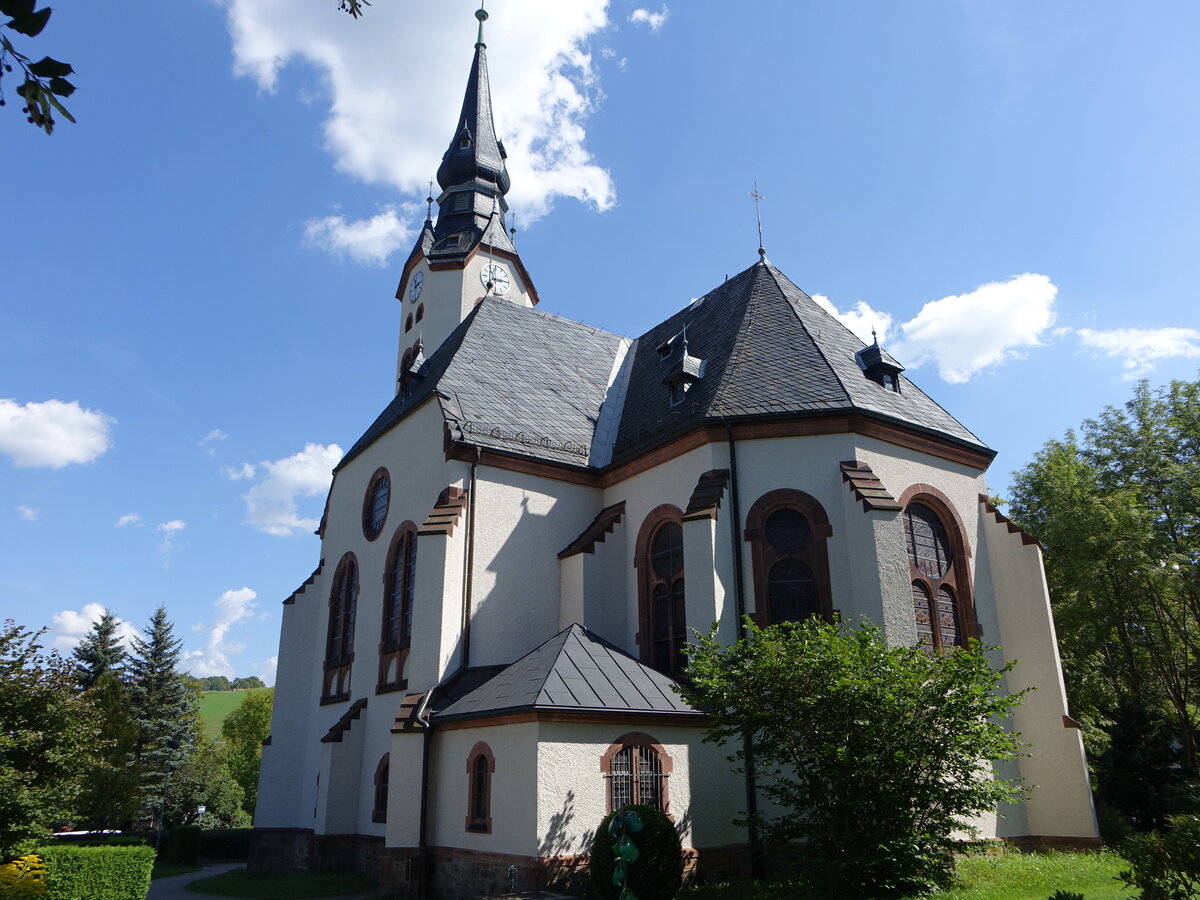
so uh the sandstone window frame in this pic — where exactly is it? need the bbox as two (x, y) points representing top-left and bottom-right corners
(601, 732), (672, 818)
(744, 488), (834, 625)
(362, 467), (391, 541)
(321, 552), (359, 704)
(378, 522), (418, 694)
(634, 505), (687, 677)
(465, 742), (495, 833)
(372, 753), (389, 823)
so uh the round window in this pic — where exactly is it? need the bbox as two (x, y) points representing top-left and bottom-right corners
(362, 468), (391, 540)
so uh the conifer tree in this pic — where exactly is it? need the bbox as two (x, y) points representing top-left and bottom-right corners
(126, 606), (197, 825)
(72, 608), (125, 689)
(74, 671), (142, 829)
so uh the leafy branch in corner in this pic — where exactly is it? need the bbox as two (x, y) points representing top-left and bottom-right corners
(338, 0), (371, 19)
(0, 0), (75, 134)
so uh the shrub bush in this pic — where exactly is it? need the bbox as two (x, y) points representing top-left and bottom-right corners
(37, 845), (155, 900)
(199, 828), (252, 861)
(589, 805), (683, 900)
(159, 826), (201, 866)
(1118, 814), (1200, 900)
(0, 854), (47, 898)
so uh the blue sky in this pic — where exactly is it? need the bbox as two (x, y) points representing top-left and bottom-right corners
(3, 1), (1198, 683)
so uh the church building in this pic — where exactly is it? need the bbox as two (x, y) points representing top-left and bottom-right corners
(252, 9), (1098, 898)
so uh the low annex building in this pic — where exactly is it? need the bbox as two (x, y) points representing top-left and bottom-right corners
(252, 9), (1099, 898)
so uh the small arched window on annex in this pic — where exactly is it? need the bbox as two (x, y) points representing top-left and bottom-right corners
(362, 467), (391, 541)
(465, 742), (495, 833)
(378, 522), (418, 694)
(322, 552), (358, 704)
(744, 489), (834, 625)
(897, 484), (980, 653)
(600, 732), (672, 817)
(372, 753), (389, 823)
(634, 505), (686, 677)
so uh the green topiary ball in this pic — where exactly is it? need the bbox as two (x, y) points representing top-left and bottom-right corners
(589, 805), (683, 900)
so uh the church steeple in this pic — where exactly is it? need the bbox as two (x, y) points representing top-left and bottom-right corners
(429, 5), (515, 261)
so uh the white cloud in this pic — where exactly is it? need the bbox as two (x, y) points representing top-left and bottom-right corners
(184, 587), (259, 678)
(1075, 326), (1200, 378)
(221, 1), (614, 264)
(16, 505), (38, 521)
(812, 293), (894, 346)
(892, 273), (1058, 383)
(629, 6), (670, 32)
(199, 429), (228, 454)
(157, 519), (187, 554)
(303, 206), (416, 266)
(222, 462), (257, 481)
(114, 513), (141, 527)
(50, 602), (138, 652)
(258, 655), (278, 687)
(242, 442), (344, 536)
(0, 399), (115, 468)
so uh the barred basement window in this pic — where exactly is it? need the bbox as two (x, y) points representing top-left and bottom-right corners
(602, 733), (671, 815)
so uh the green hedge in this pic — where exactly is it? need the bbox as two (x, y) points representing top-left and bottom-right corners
(159, 826), (201, 866)
(199, 829), (251, 861)
(38, 844), (156, 900)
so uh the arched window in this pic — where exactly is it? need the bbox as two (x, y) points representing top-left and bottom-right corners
(635, 506), (686, 676)
(322, 553), (358, 703)
(601, 733), (671, 816)
(378, 523), (417, 693)
(745, 490), (833, 624)
(405, 313), (413, 333)
(465, 742), (495, 833)
(898, 486), (979, 653)
(372, 754), (389, 823)
(415, 302), (424, 323)
(362, 467), (390, 540)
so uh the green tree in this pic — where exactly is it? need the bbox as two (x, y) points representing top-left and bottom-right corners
(1009, 377), (1200, 826)
(0, 1), (75, 133)
(201, 675), (231, 692)
(71, 609), (125, 689)
(163, 735), (249, 828)
(126, 607), (197, 827)
(221, 687), (273, 818)
(0, 621), (92, 859)
(232, 676), (265, 690)
(73, 671), (142, 830)
(678, 618), (1025, 898)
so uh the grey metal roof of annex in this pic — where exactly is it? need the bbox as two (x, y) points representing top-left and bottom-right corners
(434, 623), (701, 722)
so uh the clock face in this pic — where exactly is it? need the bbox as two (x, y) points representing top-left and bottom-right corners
(479, 263), (511, 295)
(408, 270), (424, 302)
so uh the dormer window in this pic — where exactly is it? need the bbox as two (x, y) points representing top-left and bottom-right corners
(855, 337), (905, 394)
(670, 383), (688, 406)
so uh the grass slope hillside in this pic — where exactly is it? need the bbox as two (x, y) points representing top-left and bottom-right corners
(200, 690), (250, 739)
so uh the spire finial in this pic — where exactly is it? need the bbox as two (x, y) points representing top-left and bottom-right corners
(425, 180), (434, 224)
(509, 211), (517, 246)
(750, 182), (767, 259)
(871, 327), (878, 346)
(475, 3), (488, 48)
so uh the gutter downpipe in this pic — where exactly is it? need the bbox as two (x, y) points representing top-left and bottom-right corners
(417, 451), (480, 898)
(726, 421), (764, 879)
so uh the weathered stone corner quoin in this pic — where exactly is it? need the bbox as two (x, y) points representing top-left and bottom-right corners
(250, 7), (1099, 898)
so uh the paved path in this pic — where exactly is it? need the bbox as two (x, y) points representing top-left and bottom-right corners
(146, 863), (382, 900)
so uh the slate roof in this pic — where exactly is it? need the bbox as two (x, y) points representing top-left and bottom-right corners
(342, 258), (990, 474)
(339, 298), (626, 471)
(434, 624), (701, 722)
(610, 260), (988, 464)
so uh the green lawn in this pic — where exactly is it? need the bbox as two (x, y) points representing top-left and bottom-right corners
(684, 851), (1130, 900)
(185, 868), (377, 898)
(199, 690), (249, 739)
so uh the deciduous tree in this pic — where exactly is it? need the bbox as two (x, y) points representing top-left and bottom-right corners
(678, 618), (1025, 898)
(221, 687), (273, 818)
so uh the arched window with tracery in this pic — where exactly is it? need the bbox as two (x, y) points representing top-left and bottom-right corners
(601, 732), (671, 816)
(378, 523), (417, 693)
(465, 742), (495, 833)
(898, 486), (979, 653)
(745, 489), (833, 624)
(635, 506), (686, 676)
(372, 754), (389, 823)
(322, 553), (358, 703)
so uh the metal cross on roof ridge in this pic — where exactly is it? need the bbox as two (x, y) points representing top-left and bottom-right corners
(750, 182), (767, 258)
